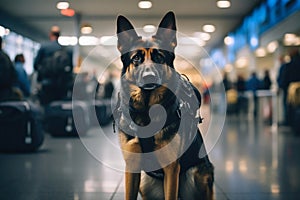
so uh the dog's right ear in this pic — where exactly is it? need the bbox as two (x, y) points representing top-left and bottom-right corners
(117, 15), (139, 53)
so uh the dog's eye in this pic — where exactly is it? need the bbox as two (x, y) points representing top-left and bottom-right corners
(152, 53), (165, 64)
(132, 54), (142, 64)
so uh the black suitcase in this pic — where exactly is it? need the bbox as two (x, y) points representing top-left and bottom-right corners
(44, 100), (90, 136)
(0, 101), (44, 152)
(89, 99), (113, 127)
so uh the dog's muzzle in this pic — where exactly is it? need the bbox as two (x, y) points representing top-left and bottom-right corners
(139, 67), (162, 90)
(141, 71), (161, 90)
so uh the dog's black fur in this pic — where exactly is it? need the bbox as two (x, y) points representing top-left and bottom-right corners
(115, 11), (214, 200)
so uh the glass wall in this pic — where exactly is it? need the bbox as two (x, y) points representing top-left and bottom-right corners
(1, 26), (40, 75)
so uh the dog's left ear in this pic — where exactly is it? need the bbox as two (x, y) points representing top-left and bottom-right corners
(154, 11), (177, 50)
(117, 15), (140, 53)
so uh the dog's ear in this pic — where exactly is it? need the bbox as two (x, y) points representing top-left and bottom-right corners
(154, 11), (177, 50)
(117, 15), (139, 53)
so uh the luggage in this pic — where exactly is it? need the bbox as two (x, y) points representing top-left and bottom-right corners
(43, 100), (90, 136)
(226, 89), (238, 114)
(226, 89), (238, 104)
(0, 101), (44, 152)
(89, 99), (113, 127)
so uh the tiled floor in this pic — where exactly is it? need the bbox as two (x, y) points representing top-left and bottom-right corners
(1, 104), (300, 200)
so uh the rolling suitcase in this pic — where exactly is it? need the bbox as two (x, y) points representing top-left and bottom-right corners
(43, 100), (90, 137)
(0, 101), (44, 152)
(89, 99), (113, 127)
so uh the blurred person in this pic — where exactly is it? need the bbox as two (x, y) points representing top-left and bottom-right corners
(0, 36), (21, 101)
(34, 26), (63, 74)
(246, 72), (262, 117)
(236, 74), (246, 93)
(103, 75), (114, 99)
(235, 75), (248, 114)
(222, 72), (232, 91)
(281, 47), (300, 125)
(281, 48), (300, 90)
(34, 26), (73, 105)
(277, 55), (288, 125)
(14, 54), (31, 97)
(96, 73), (115, 100)
(262, 70), (272, 90)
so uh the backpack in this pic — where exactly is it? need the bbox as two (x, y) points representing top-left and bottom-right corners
(37, 48), (72, 81)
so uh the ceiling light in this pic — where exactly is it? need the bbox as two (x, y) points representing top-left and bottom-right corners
(143, 25), (156, 33)
(224, 64), (233, 73)
(203, 24), (215, 33)
(138, 1), (152, 9)
(81, 24), (93, 34)
(79, 36), (99, 46)
(99, 36), (117, 46)
(284, 33), (298, 46)
(60, 8), (75, 17)
(224, 36), (234, 46)
(194, 32), (211, 41)
(235, 57), (248, 68)
(217, 0), (231, 8)
(267, 41), (278, 53)
(255, 47), (267, 57)
(56, 1), (70, 10)
(58, 36), (78, 46)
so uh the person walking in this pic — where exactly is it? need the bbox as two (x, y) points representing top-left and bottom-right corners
(14, 54), (31, 97)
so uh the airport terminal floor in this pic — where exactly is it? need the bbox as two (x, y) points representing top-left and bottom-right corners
(0, 102), (300, 200)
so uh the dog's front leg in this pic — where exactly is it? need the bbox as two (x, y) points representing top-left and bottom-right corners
(119, 133), (142, 200)
(163, 161), (180, 200)
(125, 172), (141, 200)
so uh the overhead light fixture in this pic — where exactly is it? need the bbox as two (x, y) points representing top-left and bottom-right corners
(194, 32), (211, 41)
(255, 47), (267, 57)
(217, 0), (231, 8)
(202, 24), (215, 33)
(79, 36), (99, 46)
(99, 36), (117, 46)
(224, 36), (234, 46)
(60, 8), (75, 17)
(138, 1), (152, 9)
(56, 1), (70, 10)
(267, 41), (278, 53)
(235, 57), (248, 68)
(58, 36), (78, 46)
(224, 64), (233, 73)
(81, 24), (93, 34)
(143, 25), (156, 33)
(284, 33), (299, 46)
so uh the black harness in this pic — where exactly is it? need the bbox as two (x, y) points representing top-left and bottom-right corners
(113, 73), (211, 179)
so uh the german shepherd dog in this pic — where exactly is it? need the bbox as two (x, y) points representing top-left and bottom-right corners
(114, 11), (214, 200)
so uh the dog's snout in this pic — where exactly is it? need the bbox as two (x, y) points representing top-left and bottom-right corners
(144, 65), (152, 72)
(142, 66), (156, 78)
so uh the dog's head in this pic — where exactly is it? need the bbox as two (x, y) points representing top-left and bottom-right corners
(117, 11), (177, 91)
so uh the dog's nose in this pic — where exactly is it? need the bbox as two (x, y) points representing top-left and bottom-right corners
(144, 65), (152, 72)
(142, 66), (156, 79)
